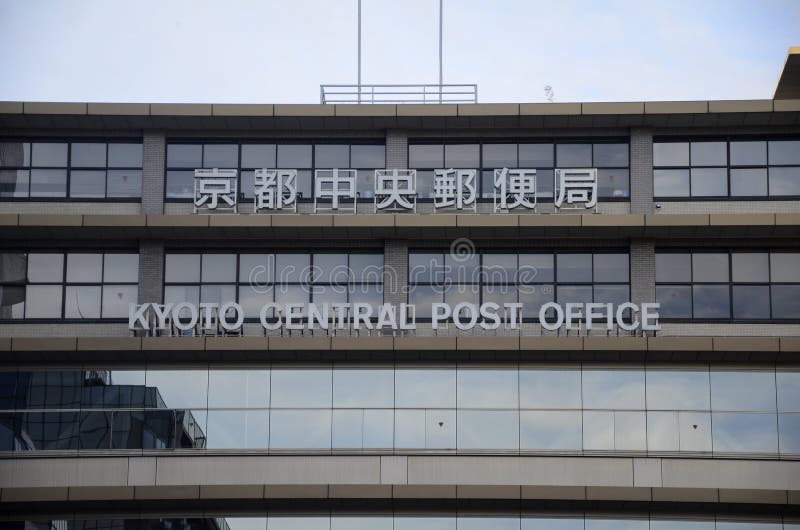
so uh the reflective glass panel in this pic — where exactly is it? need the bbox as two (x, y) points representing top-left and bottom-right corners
(167, 144), (202, 168)
(30, 169), (67, 197)
(556, 144), (591, 167)
(712, 412), (778, 453)
(582, 369), (644, 409)
(107, 169), (141, 197)
(66, 253), (102, 282)
(653, 142), (689, 166)
(315, 145), (349, 168)
(646, 369), (710, 410)
(556, 254), (592, 282)
(654, 169), (690, 197)
(730, 141), (767, 166)
(732, 285), (770, 319)
(270, 369), (332, 407)
(520, 410), (582, 450)
(457, 410), (518, 449)
(409, 145), (443, 168)
(692, 285), (730, 318)
(518, 144), (553, 167)
(483, 144), (517, 168)
(593, 253), (628, 282)
(333, 368), (393, 408)
(351, 144), (385, 168)
(593, 143), (628, 167)
(730, 168), (767, 196)
(108, 143), (143, 167)
(71, 143), (106, 167)
(27, 253), (63, 282)
(269, 410), (331, 449)
(655, 253), (691, 282)
(457, 368), (518, 408)
(770, 253), (800, 282)
(690, 141), (727, 166)
(769, 167), (800, 195)
(165, 254), (200, 283)
(711, 370), (776, 411)
(731, 253), (769, 282)
(201, 254), (236, 283)
(519, 368), (581, 409)
(208, 369), (270, 408)
(277, 145), (312, 168)
(690, 168), (727, 196)
(0, 169), (29, 197)
(444, 144), (479, 168)
(145, 369), (208, 408)
(202, 144), (238, 168)
(692, 253), (728, 282)
(395, 369), (455, 407)
(768, 140), (800, 165)
(32, 142), (67, 166)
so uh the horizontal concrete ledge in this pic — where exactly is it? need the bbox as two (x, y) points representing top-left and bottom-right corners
(3, 99), (796, 118)
(4, 335), (798, 354)
(0, 455), (798, 504)
(1, 213), (797, 232)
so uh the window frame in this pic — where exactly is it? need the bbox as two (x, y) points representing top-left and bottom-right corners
(0, 250), (139, 323)
(162, 250), (385, 323)
(0, 138), (143, 201)
(164, 139), (386, 203)
(407, 249), (631, 323)
(407, 138), (631, 203)
(655, 249), (800, 323)
(653, 135), (800, 200)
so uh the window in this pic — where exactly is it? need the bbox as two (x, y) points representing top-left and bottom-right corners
(408, 251), (629, 322)
(164, 251), (383, 320)
(0, 141), (142, 199)
(2, 365), (797, 455)
(165, 141), (385, 201)
(654, 137), (800, 198)
(0, 252), (138, 320)
(409, 140), (629, 201)
(656, 251), (800, 321)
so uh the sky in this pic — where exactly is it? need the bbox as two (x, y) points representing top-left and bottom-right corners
(0, 0), (798, 104)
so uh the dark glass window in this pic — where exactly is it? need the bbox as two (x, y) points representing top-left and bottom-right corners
(410, 140), (628, 200)
(656, 251), (800, 321)
(165, 251), (383, 320)
(409, 250), (628, 322)
(0, 251), (138, 320)
(0, 141), (142, 199)
(166, 142), (384, 201)
(655, 137), (800, 198)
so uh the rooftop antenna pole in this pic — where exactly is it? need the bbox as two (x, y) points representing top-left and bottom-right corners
(438, 0), (443, 103)
(358, 0), (362, 103)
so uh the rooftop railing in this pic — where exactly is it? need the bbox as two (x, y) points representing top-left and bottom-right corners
(320, 84), (478, 104)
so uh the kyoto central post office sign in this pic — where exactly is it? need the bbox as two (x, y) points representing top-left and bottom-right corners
(129, 301), (661, 333)
(192, 167), (599, 214)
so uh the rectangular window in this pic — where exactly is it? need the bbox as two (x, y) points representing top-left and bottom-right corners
(0, 141), (142, 199)
(0, 251), (138, 320)
(409, 250), (629, 322)
(410, 140), (629, 200)
(655, 250), (800, 321)
(164, 251), (383, 320)
(165, 141), (385, 201)
(654, 137), (800, 199)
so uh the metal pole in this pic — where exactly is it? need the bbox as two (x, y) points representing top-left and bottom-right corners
(438, 0), (443, 103)
(358, 0), (362, 103)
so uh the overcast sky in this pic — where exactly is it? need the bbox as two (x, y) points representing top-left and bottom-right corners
(1, 0), (798, 104)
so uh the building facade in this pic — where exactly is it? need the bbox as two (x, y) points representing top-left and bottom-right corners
(1, 49), (800, 530)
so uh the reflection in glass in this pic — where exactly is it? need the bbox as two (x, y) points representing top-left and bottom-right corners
(646, 369), (710, 410)
(692, 285), (729, 318)
(582, 369), (644, 409)
(712, 413), (778, 453)
(396, 369), (455, 408)
(208, 369), (269, 408)
(269, 410), (331, 449)
(458, 410), (518, 449)
(457, 368), (518, 408)
(271, 369), (331, 407)
(654, 169), (689, 197)
(519, 368), (581, 409)
(520, 410), (581, 450)
(653, 142), (689, 166)
(711, 370), (776, 411)
(333, 369), (393, 408)
(207, 409), (268, 448)
(731, 168), (767, 196)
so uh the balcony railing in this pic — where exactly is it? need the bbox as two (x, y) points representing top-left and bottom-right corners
(320, 84), (478, 104)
